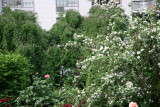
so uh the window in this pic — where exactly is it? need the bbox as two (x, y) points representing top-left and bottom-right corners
(56, 0), (79, 12)
(132, 0), (154, 11)
(16, 0), (22, 7)
(2, 0), (34, 7)
(2, 0), (14, 7)
(57, 0), (64, 7)
(67, 0), (78, 6)
(57, 0), (78, 7)
(93, 0), (120, 5)
(23, 0), (33, 7)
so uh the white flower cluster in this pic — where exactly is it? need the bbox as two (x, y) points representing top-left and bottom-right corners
(64, 41), (77, 47)
(73, 33), (83, 39)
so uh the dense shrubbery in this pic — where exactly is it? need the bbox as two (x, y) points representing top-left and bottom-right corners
(50, 10), (83, 45)
(52, 1), (160, 107)
(82, 3), (128, 37)
(0, 7), (82, 102)
(16, 77), (58, 107)
(1, 0), (160, 106)
(0, 8), (47, 102)
(0, 7), (46, 78)
(0, 53), (32, 99)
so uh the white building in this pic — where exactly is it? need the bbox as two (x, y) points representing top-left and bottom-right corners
(0, 0), (92, 30)
(95, 0), (154, 16)
(121, 0), (154, 16)
(0, 0), (155, 30)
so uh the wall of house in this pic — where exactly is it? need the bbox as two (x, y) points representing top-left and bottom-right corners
(121, 0), (132, 16)
(79, 0), (92, 16)
(34, 0), (57, 31)
(34, 0), (92, 31)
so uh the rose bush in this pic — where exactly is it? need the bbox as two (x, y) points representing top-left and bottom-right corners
(0, 98), (11, 107)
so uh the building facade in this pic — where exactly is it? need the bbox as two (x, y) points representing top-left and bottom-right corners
(121, 0), (154, 16)
(0, 0), (155, 30)
(95, 0), (155, 16)
(0, 0), (92, 30)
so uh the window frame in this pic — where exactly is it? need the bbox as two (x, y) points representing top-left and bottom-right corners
(132, 0), (154, 12)
(2, 0), (34, 8)
(56, 0), (79, 12)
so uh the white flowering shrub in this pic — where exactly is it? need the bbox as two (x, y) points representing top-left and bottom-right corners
(68, 32), (140, 106)
(82, 0), (129, 37)
(57, 1), (160, 107)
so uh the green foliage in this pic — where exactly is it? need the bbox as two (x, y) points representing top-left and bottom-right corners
(56, 1), (160, 107)
(89, 5), (106, 16)
(56, 86), (82, 106)
(16, 77), (58, 107)
(2, 1), (160, 106)
(47, 10), (84, 87)
(1, 7), (12, 15)
(50, 10), (83, 45)
(0, 7), (47, 77)
(0, 13), (17, 51)
(82, 3), (128, 38)
(11, 9), (37, 23)
(65, 10), (83, 28)
(0, 8), (38, 52)
(50, 18), (73, 44)
(0, 53), (32, 98)
(43, 45), (81, 87)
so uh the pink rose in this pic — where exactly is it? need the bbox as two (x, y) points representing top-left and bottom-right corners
(16, 97), (20, 100)
(129, 102), (138, 107)
(44, 74), (50, 78)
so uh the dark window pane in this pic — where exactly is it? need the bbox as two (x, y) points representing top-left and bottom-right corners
(57, 7), (64, 12)
(15, 0), (22, 7)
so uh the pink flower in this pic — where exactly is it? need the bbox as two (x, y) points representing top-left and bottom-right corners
(16, 97), (20, 100)
(129, 102), (138, 107)
(44, 74), (50, 78)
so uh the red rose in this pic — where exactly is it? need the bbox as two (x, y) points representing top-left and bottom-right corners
(7, 104), (10, 107)
(1, 99), (6, 103)
(6, 98), (11, 101)
(70, 97), (73, 100)
(82, 101), (85, 104)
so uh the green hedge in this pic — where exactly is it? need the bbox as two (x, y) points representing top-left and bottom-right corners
(0, 53), (32, 98)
